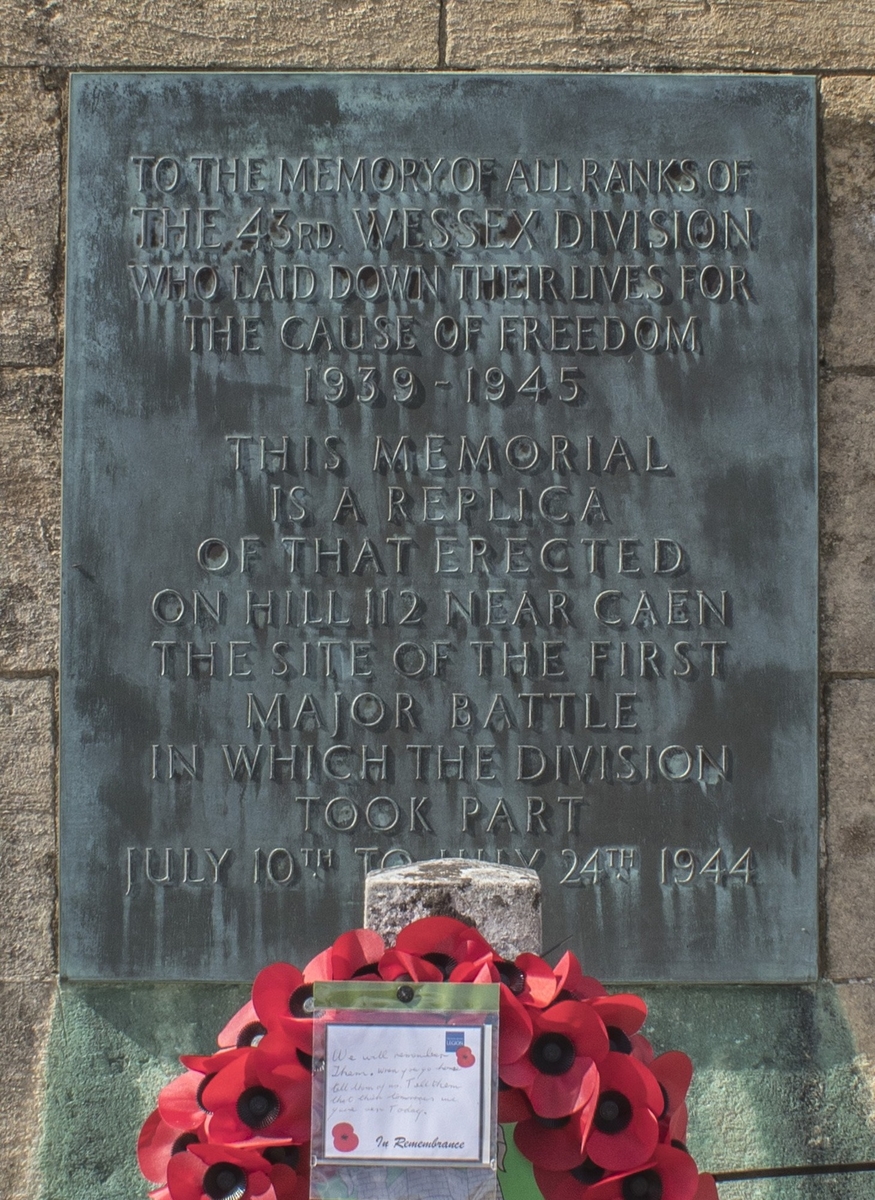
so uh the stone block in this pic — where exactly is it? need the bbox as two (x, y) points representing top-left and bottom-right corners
(0, 981), (55, 1200)
(34, 982), (875, 1195)
(826, 680), (875, 979)
(0, 369), (60, 674)
(0, 677), (55, 817)
(0, 71), (60, 366)
(837, 981), (875, 1119)
(39, 983), (250, 1200)
(839, 981), (875, 1063)
(446, 1), (875, 71)
(364, 859), (541, 958)
(821, 77), (875, 370)
(641, 984), (875, 1172)
(820, 374), (875, 673)
(0, 1), (437, 68)
(0, 678), (56, 980)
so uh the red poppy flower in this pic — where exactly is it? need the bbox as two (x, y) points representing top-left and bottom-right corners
(585, 1144), (701, 1200)
(157, 1070), (212, 1132)
(201, 1048), (311, 1145)
(250, 1027), (314, 1081)
(514, 1107), (592, 1170)
(693, 1173), (718, 1200)
(250, 963), (315, 1054)
(584, 1053), (662, 1173)
(533, 1156), (611, 1200)
(498, 1082), (533, 1124)
(158, 1065), (242, 1137)
(260, 1144), (310, 1200)
(512, 953), (562, 1008)
(551, 953), (608, 1003)
(303, 929), (385, 982)
(630, 1035), (654, 1066)
(332, 1122), (360, 1152)
(219, 1001), (267, 1050)
(167, 1143), (297, 1200)
(588, 996), (648, 1056)
(452, 952), (557, 1008)
(650, 1052), (693, 1132)
(179, 1048), (248, 1080)
(456, 1046), (476, 1068)
(377, 948), (444, 983)
(452, 958), (533, 1065)
(665, 1104), (689, 1147)
(448, 956), (493, 985)
(392, 916), (494, 978)
(501, 1000), (609, 1118)
(499, 986), (536, 1064)
(138, 1109), (204, 1186)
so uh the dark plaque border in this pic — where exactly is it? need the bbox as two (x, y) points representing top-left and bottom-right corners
(61, 74), (817, 982)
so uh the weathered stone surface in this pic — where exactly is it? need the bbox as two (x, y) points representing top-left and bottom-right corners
(839, 981), (875, 1063)
(826, 680), (875, 979)
(718, 1173), (875, 1198)
(820, 374), (875, 673)
(642, 985), (875, 1172)
(837, 982), (875, 1118)
(821, 77), (875, 370)
(29, 981), (875, 1194)
(39, 983), (249, 1200)
(0, 678), (56, 980)
(0, 369), (60, 674)
(446, 1), (875, 71)
(364, 860), (541, 958)
(0, 2), (437, 67)
(0, 71), (60, 365)
(0, 982), (55, 1200)
(0, 678), (54, 817)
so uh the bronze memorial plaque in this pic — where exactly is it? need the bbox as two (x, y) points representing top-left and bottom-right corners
(61, 74), (817, 981)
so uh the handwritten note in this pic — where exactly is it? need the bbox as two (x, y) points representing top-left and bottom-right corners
(321, 1022), (491, 1164)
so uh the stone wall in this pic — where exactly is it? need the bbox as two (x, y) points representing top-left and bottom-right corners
(2, 3), (875, 1196)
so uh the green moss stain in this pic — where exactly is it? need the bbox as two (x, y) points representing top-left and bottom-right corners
(36, 983), (875, 1199)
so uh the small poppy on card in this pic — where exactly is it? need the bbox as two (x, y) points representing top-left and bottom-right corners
(332, 1123), (359, 1153)
(456, 1046), (476, 1068)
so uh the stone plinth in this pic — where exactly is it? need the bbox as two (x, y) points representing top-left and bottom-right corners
(364, 860), (542, 959)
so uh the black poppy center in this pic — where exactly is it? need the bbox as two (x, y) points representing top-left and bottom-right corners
(203, 1163), (247, 1200)
(658, 1083), (670, 1120)
(535, 1115), (570, 1130)
(237, 1086), (280, 1130)
(263, 1144), (301, 1170)
(496, 961), (526, 995)
(236, 1021), (267, 1048)
(595, 1090), (633, 1134)
(352, 962), (380, 978)
(622, 1169), (662, 1200)
(289, 984), (314, 1019)
(607, 1025), (633, 1055)
(297, 1049), (314, 1072)
(171, 1132), (199, 1156)
(569, 1159), (605, 1185)
(196, 1072), (216, 1112)
(530, 1033), (576, 1076)
(423, 952), (457, 979)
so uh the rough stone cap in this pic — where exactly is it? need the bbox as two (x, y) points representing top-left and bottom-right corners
(364, 859), (542, 959)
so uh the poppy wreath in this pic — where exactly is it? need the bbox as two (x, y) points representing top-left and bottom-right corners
(138, 917), (718, 1200)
